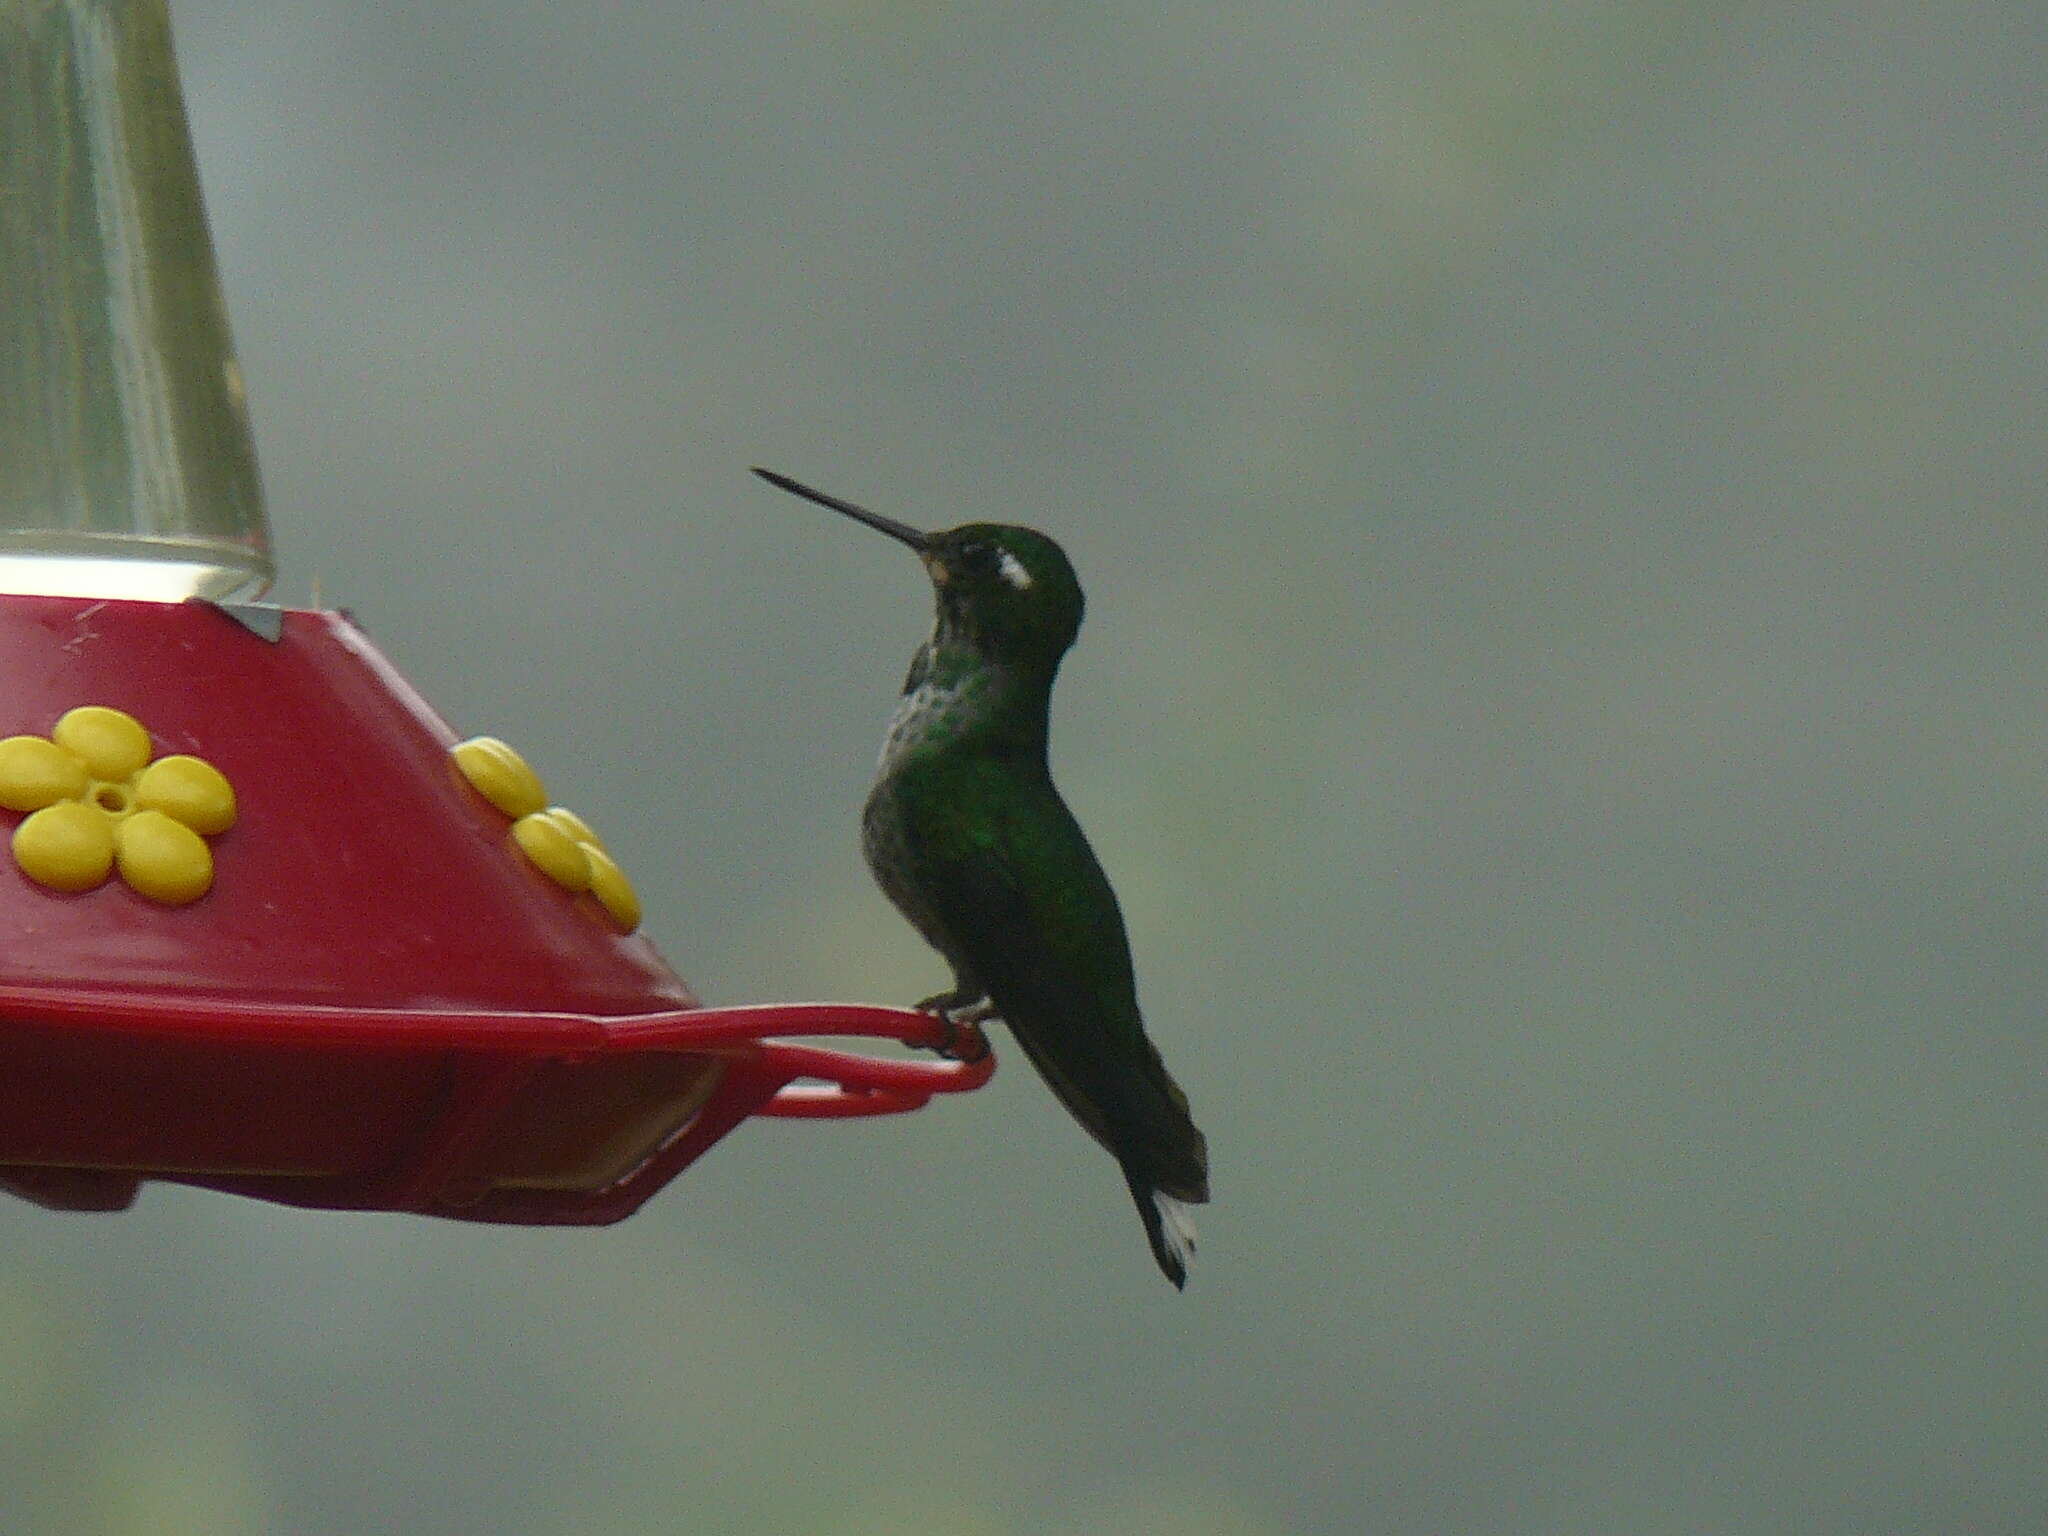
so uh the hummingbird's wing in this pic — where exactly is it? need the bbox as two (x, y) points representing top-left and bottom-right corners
(897, 761), (1208, 1205)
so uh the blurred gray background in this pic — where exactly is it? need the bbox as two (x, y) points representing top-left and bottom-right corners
(2, 1), (2043, 1532)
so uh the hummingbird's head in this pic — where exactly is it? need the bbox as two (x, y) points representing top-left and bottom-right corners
(755, 469), (1085, 665)
(920, 521), (1083, 663)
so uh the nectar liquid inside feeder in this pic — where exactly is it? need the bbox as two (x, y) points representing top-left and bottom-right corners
(0, 0), (991, 1222)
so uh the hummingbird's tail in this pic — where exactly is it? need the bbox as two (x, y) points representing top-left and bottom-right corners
(1127, 1170), (1200, 1290)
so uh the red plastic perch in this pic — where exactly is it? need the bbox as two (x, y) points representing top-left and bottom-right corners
(0, 990), (991, 1224)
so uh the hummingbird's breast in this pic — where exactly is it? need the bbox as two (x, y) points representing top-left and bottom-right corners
(859, 761), (963, 972)
(861, 655), (1006, 975)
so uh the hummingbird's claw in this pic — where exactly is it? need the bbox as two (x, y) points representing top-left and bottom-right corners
(914, 992), (997, 1061)
(933, 1017), (992, 1063)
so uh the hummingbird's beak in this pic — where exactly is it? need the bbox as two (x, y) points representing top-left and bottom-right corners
(752, 468), (930, 553)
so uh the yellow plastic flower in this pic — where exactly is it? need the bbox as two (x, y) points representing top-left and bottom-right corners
(0, 706), (236, 905)
(450, 736), (547, 819)
(451, 736), (642, 932)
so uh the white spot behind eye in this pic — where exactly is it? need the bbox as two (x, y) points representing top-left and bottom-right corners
(995, 549), (1033, 590)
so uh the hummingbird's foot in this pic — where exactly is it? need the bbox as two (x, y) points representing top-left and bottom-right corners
(914, 992), (997, 1061)
(932, 1016), (993, 1063)
(915, 984), (981, 1015)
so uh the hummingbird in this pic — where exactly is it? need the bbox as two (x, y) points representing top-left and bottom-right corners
(755, 467), (1211, 1288)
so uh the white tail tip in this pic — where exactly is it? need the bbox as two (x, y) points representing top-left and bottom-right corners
(1153, 1191), (1198, 1275)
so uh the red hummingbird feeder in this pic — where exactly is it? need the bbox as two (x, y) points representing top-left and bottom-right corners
(0, 0), (990, 1221)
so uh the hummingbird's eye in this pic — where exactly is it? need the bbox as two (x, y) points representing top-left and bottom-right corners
(950, 542), (998, 580)
(950, 541), (1033, 592)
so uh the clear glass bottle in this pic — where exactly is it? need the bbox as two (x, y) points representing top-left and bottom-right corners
(0, 0), (274, 601)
